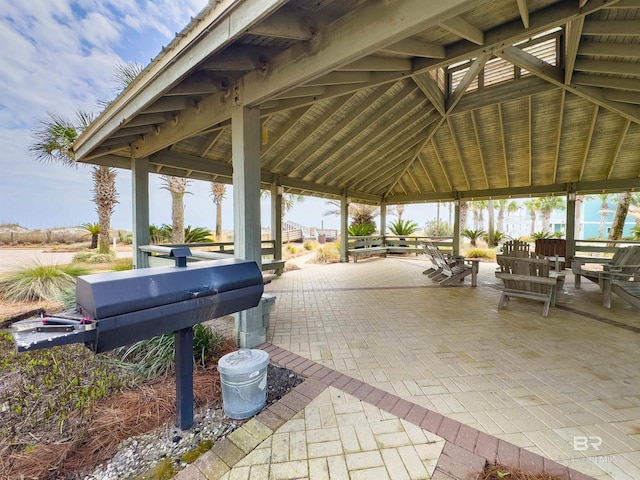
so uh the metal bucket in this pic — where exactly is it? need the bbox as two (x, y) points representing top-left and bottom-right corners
(217, 348), (269, 419)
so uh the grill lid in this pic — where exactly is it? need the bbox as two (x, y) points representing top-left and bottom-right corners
(76, 258), (263, 319)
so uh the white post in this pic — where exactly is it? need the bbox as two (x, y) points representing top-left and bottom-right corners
(232, 105), (264, 348)
(340, 192), (350, 263)
(132, 156), (150, 269)
(270, 178), (282, 262)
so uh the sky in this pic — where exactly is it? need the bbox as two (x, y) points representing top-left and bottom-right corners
(0, 0), (449, 233)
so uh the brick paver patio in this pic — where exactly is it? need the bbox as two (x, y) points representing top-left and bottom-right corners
(178, 255), (640, 479)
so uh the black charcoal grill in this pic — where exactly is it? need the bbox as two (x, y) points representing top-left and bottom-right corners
(12, 248), (264, 429)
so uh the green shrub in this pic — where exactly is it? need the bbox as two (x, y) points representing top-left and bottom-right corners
(462, 229), (486, 247)
(73, 250), (116, 264)
(348, 223), (375, 236)
(388, 219), (419, 236)
(0, 262), (89, 302)
(631, 226), (640, 240)
(112, 258), (134, 271)
(531, 231), (554, 239)
(113, 325), (227, 380)
(286, 244), (297, 254)
(303, 240), (315, 250)
(423, 220), (453, 236)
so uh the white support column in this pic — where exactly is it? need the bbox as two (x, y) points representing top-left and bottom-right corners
(453, 197), (461, 255)
(340, 192), (350, 263)
(566, 191), (576, 263)
(380, 202), (387, 237)
(270, 178), (283, 261)
(232, 105), (264, 348)
(132, 156), (150, 269)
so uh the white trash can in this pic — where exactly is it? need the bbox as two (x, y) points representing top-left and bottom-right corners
(217, 348), (269, 419)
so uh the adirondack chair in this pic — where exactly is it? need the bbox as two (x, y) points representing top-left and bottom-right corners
(495, 256), (563, 317)
(501, 240), (531, 257)
(572, 245), (640, 289)
(601, 264), (640, 309)
(428, 245), (478, 286)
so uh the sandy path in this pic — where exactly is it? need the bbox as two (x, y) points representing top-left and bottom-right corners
(0, 248), (132, 272)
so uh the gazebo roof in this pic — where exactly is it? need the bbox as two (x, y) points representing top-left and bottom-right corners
(74, 0), (640, 204)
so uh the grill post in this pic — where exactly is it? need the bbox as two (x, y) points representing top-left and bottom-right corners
(175, 326), (194, 430)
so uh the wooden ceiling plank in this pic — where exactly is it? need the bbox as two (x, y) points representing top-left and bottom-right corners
(607, 119), (631, 179)
(295, 83), (411, 178)
(382, 38), (445, 58)
(553, 90), (566, 184)
(446, 53), (491, 113)
(273, 86), (327, 100)
(431, 138), (453, 192)
(605, 0), (640, 7)
(579, 104), (600, 181)
(455, 76), (557, 113)
(384, 117), (446, 196)
(198, 129), (226, 157)
(446, 117), (470, 190)
(498, 46), (640, 124)
(516, 0), (530, 29)
(344, 119), (437, 190)
(564, 16), (585, 85)
(470, 111), (489, 189)
(268, 92), (360, 171)
(416, 153), (437, 192)
(261, 105), (314, 157)
(439, 16), (484, 45)
(413, 73), (446, 116)
(327, 111), (439, 187)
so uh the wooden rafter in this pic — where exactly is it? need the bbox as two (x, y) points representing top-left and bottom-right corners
(446, 54), (491, 113)
(446, 117), (470, 190)
(416, 153), (437, 192)
(552, 90), (566, 183)
(440, 16), (484, 45)
(607, 119), (631, 179)
(579, 104), (600, 181)
(564, 17), (585, 85)
(413, 73), (446, 117)
(431, 138), (453, 192)
(516, 0), (529, 28)
(261, 105), (314, 157)
(198, 128), (225, 157)
(470, 111), (489, 189)
(498, 104), (510, 188)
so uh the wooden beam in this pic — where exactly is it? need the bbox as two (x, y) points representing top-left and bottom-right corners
(165, 72), (230, 96)
(605, 0), (640, 7)
(498, 103), (509, 188)
(564, 17), (585, 84)
(470, 110), (489, 189)
(303, 71), (371, 86)
(498, 46), (640, 124)
(607, 119), (630, 179)
(578, 40), (640, 58)
(247, 6), (319, 40)
(198, 128), (226, 157)
(381, 38), (445, 58)
(553, 90), (566, 183)
(199, 45), (281, 71)
(124, 112), (175, 128)
(439, 16), (484, 45)
(431, 138), (453, 192)
(604, 90), (640, 104)
(579, 104), (599, 181)
(110, 125), (156, 138)
(516, 0), (530, 28)
(416, 153), (437, 192)
(141, 96), (200, 114)
(413, 73), (446, 116)
(446, 117), (471, 190)
(446, 54), (490, 113)
(572, 73), (640, 92)
(273, 86), (326, 100)
(582, 20), (640, 36)
(336, 56), (413, 72)
(574, 58), (640, 76)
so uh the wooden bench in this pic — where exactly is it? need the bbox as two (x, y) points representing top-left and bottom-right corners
(495, 256), (565, 317)
(571, 245), (640, 289)
(347, 236), (387, 262)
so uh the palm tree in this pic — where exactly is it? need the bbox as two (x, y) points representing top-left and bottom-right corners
(161, 176), (191, 243)
(592, 193), (612, 239)
(496, 199), (518, 233)
(29, 112), (118, 254)
(538, 196), (565, 233)
(210, 182), (226, 240)
(81, 222), (100, 249)
(609, 191), (631, 241)
(523, 199), (539, 235)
